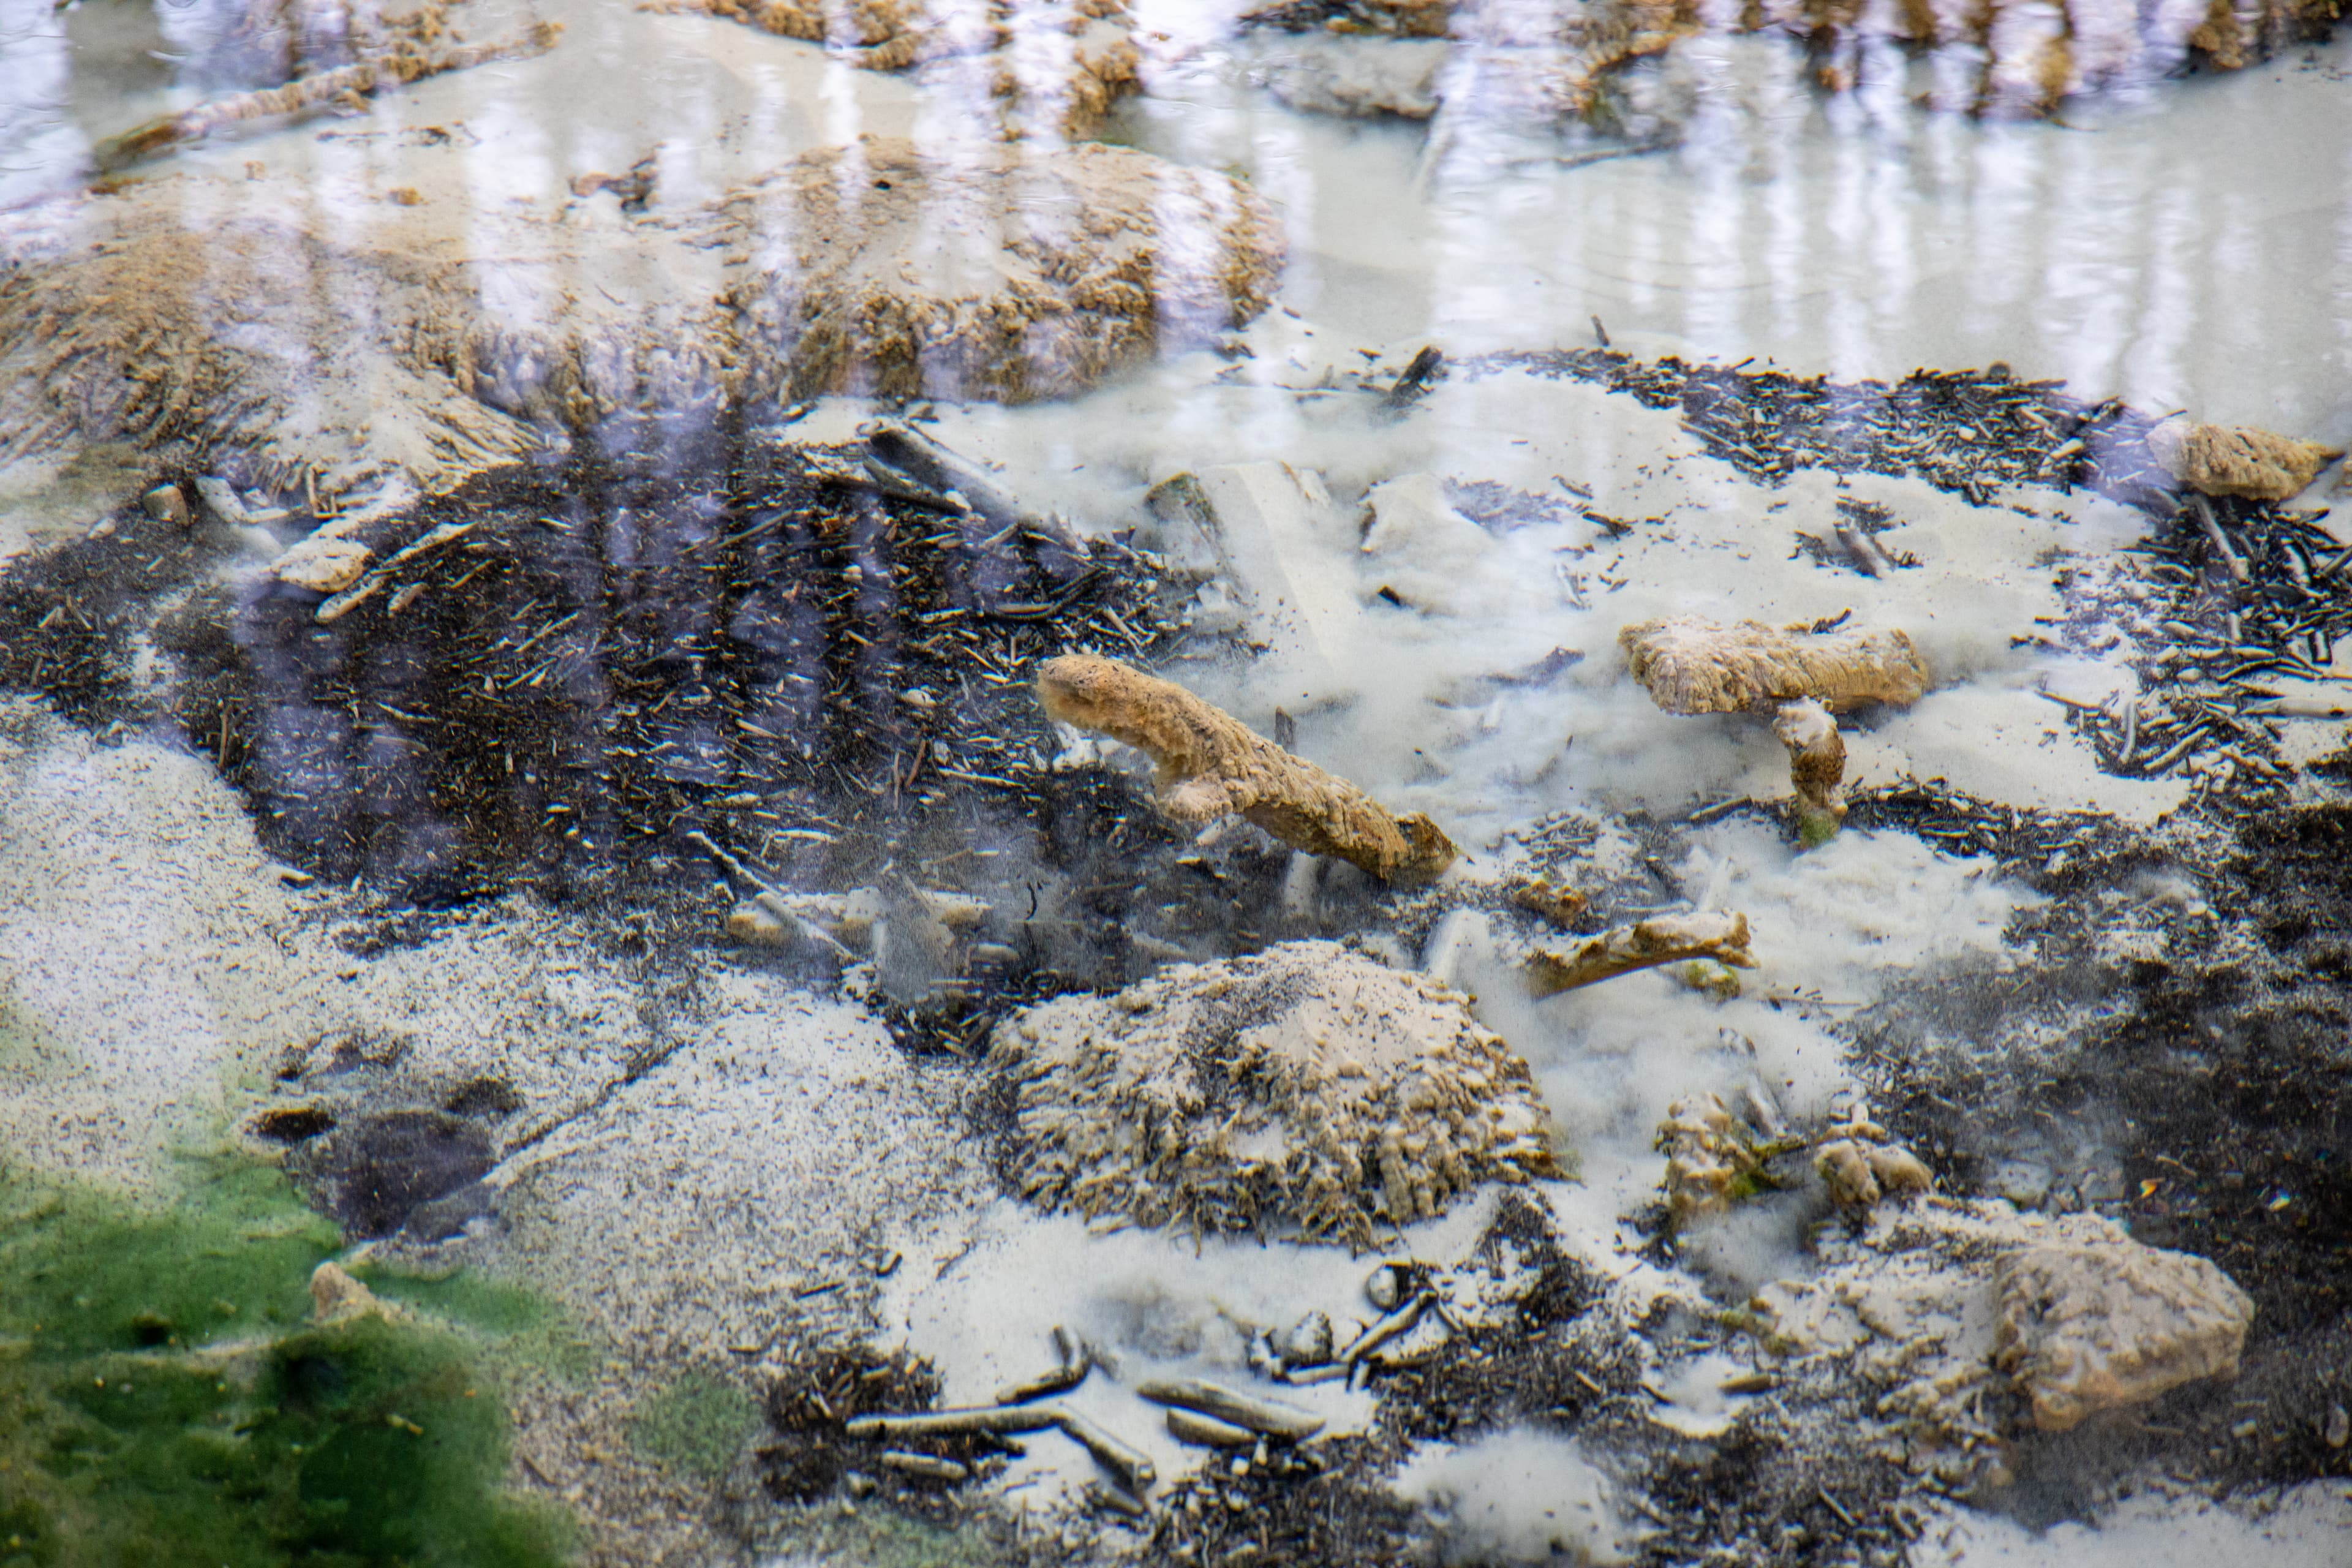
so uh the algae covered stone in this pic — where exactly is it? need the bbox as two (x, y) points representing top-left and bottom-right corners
(987, 940), (1557, 1248)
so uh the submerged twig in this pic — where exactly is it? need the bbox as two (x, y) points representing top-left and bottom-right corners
(1133, 1376), (1325, 1442)
(94, 22), (562, 171)
(1036, 654), (1457, 886)
(1526, 911), (1757, 997)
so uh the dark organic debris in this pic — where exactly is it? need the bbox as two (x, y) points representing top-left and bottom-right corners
(292, 1108), (495, 1240)
(1456, 348), (2352, 803)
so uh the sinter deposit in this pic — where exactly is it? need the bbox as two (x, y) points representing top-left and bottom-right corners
(1750, 1199), (2256, 1477)
(2146, 416), (2345, 502)
(0, 138), (1280, 503)
(987, 940), (1558, 1247)
(1994, 1235), (2257, 1433)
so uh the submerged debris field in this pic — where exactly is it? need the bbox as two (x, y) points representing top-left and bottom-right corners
(4, 312), (2351, 1568)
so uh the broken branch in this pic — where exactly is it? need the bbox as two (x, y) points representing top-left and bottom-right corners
(1526, 911), (1757, 997)
(1036, 654), (1457, 886)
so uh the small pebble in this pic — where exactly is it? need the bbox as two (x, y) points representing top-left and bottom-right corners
(141, 484), (189, 527)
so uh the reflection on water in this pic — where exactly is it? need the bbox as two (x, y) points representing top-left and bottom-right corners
(3, 3), (2352, 1566)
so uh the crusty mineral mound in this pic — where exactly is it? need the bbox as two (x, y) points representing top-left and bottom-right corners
(1994, 1234), (2255, 1432)
(2147, 416), (2344, 502)
(1620, 615), (1930, 714)
(711, 137), (1283, 406)
(988, 941), (1558, 1248)
(0, 175), (724, 502)
(0, 138), (1278, 500)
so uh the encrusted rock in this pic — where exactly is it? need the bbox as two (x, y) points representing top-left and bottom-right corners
(1773, 697), (1846, 844)
(1747, 1199), (2256, 1482)
(987, 941), (1558, 1248)
(1622, 616), (1931, 715)
(1812, 1114), (1932, 1216)
(2147, 416), (2344, 501)
(1993, 1234), (2255, 1432)
(1526, 910), (1755, 996)
(308, 1260), (405, 1323)
(271, 534), (375, 594)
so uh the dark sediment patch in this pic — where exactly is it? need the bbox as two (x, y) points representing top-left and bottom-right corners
(295, 1107), (497, 1240)
(1849, 797), (2352, 1511)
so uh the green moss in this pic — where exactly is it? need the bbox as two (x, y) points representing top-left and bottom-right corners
(352, 1264), (599, 1385)
(624, 1372), (760, 1483)
(0, 1159), (575, 1567)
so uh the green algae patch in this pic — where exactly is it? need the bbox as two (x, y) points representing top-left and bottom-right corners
(0, 1160), (574, 1567)
(624, 1372), (761, 1483)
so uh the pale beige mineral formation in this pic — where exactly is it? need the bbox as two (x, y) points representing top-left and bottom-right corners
(987, 941), (1558, 1247)
(0, 140), (1280, 505)
(1036, 654), (1457, 886)
(1621, 616), (1931, 715)
(1656, 1091), (1766, 1226)
(1526, 910), (1755, 997)
(1773, 697), (1847, 844)
(270, 534), (375, 595)
(1812, 1113), (1933, 1216)
(308, 1261), (406, 1324)
(2146, 416), (2345, 502)
(1747, 1198), (2256, 1482)
(1994, 1234), (2255, 1432)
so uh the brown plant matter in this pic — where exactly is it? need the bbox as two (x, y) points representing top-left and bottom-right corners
(639, 0), (1140, 138)
(2147, 416), (2345, 502)
(1036, 654), (1456, 886)
(1526, 910), (1755, 997)
(1993, 1230), (2255, 1432)
(987, 941), (1558, 1248)
(1621, 614), (1931, 715)
(709, 138), (1284, 407)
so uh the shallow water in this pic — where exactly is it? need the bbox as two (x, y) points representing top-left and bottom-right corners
(4, 3), (2352, 1566)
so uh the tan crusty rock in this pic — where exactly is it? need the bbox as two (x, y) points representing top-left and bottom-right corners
(1993, 1234), (2255, 1431)
(988, 941), (1558, 1248)
(1656, 1091), (1766, 1226)
(2147, 417), (2344, 502)
(1037, 654), (1455, 885)
(1773, 696), (1847, 843)
(308, 1261), (407, 1324)
(1620, 615), (1931, 715)
(271, 534), (375, 594)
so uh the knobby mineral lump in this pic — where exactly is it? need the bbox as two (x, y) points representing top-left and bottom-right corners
(987, 941), (1557, 1248)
